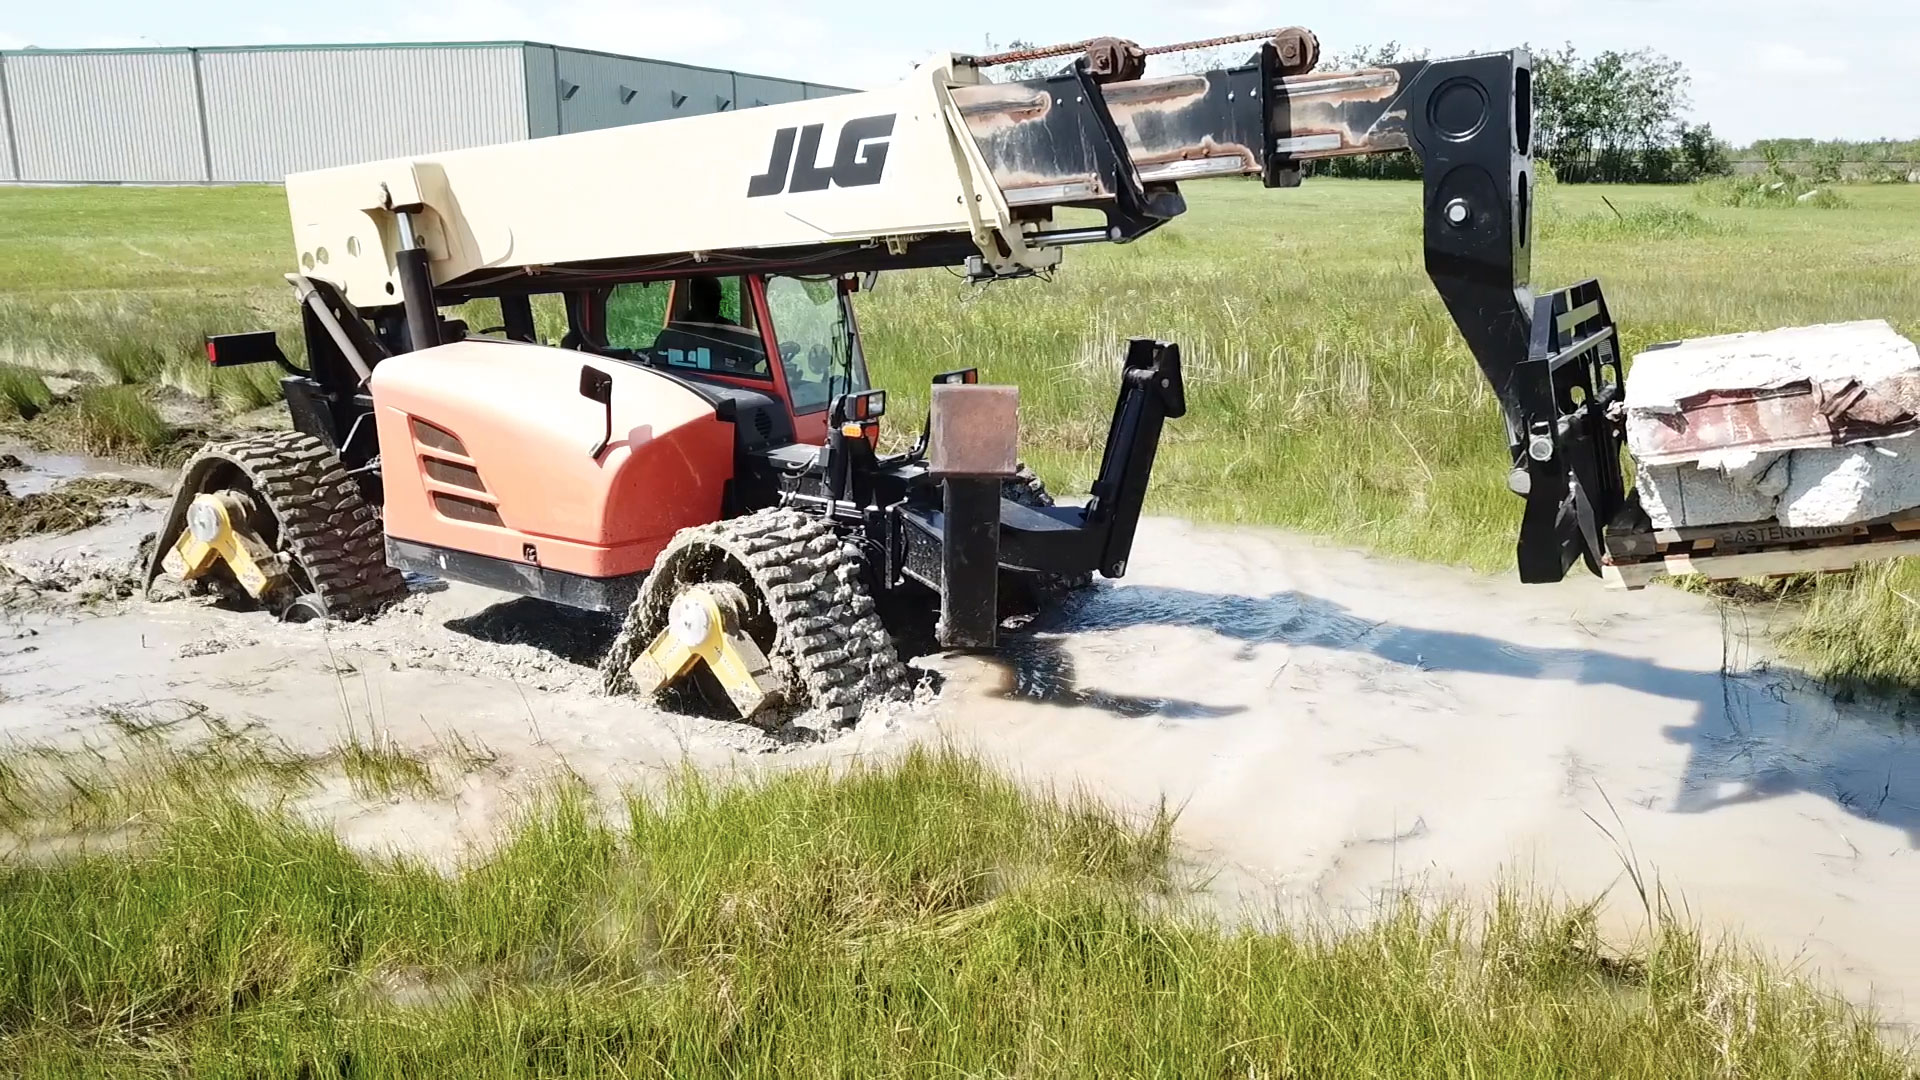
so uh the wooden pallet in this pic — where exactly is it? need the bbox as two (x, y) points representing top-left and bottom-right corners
(1600, 495), (1920, 589)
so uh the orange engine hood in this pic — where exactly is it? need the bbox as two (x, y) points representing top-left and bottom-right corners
(370, 339), (734, 579)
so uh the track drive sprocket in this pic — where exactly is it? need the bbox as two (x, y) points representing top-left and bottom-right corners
(601, 508), (909, 723)
(146, 431), (407, 620)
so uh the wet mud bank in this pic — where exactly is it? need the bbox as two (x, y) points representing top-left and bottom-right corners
(2, 462), (1917, 1026)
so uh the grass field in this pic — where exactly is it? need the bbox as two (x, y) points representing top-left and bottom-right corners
(1, 730), (1908, 1077)
(1, 180), (1918, 683)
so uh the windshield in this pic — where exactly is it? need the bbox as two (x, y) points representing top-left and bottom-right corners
(605, 278), (773, 381)
(764, 276), (868, 414)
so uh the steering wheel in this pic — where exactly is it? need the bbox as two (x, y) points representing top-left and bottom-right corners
(778, 341), (803, 363)
(805, 344), (832, 380)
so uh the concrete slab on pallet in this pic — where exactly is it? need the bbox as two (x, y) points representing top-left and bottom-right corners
(1625, 320), (1920, 529)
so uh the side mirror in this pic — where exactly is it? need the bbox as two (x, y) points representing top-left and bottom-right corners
(580, 365), (614, 460)
(831, 388), (886, 425)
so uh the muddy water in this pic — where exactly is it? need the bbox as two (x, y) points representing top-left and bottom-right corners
(3, 496), (1919, 1025)
(926, 518), (1920, 1027)
(0, 441), (173, 497)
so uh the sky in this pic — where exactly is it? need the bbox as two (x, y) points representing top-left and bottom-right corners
(2, 1), (1913, 145)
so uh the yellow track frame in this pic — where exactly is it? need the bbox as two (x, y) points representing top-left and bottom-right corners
(627, 584), (785, 720)
(163, 492), (290, 603)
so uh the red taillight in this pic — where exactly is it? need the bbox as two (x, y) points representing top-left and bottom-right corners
(205, 341), (218, 365)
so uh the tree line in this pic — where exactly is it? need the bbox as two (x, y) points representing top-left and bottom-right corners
(984, 37), (1907, 185)
(1311, 43), (1732, 183)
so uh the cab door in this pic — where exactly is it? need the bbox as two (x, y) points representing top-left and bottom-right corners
(755, 274), (873, 446)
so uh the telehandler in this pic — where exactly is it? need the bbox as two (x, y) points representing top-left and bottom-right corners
(149, 28), (1626, 724)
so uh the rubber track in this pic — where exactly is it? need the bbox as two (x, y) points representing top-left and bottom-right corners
(601, 508), (909, 721)
(1005, 463), (1056, 509)
(176, 432), (407, 620)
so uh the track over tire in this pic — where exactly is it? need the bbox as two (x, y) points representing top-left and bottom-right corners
(144, 431), (407, 621)
(601, 509), (909, 724)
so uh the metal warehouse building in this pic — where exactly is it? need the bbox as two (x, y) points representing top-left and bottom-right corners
(0, 41), (851, 184)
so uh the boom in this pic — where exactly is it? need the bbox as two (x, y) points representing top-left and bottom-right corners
(283, 34), (1627, 585)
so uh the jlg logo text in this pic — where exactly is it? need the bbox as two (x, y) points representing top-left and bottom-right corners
(747, 114), (897, 197)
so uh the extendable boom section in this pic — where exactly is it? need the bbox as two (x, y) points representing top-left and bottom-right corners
(282, 35), (1620, 586)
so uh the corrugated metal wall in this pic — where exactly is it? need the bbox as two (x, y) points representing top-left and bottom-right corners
(0, 42), (853, 183)
(733, 74), (807, 110)
(522, 46), (560, 140)
(0, 57), (17, 181)
(201, 46), (527, 181)
(4, 50), (206, 182)
(546, 48), (738, 134)
(535, 47), (847, 135)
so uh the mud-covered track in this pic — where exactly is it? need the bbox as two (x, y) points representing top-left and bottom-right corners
(601, 508), (909, 722)
(148, 432), (407, 620)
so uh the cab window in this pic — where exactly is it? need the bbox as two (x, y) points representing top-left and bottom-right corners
(764, 275), (868, 414)
(605, 278), (771, 380)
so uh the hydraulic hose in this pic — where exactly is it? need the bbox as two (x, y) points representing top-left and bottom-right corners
(285, 274), (374, 386)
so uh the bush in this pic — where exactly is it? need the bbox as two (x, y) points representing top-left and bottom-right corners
(1677, 123), (1733, 180)
(1695, 170), (1852, 209)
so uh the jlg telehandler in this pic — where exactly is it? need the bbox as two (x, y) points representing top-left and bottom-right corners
(149, 28), (1625, 724)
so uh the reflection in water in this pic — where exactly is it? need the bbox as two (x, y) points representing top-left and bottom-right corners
(1000, 582), (1920, 844)
(0, 445), (173, 498)
(992, 633), (1247, 720)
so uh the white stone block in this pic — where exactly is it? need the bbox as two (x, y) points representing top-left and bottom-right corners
(1637, 460), (1781, 529)
(1627, 319), (1920, 419)
(1779, 444), (1920, 528)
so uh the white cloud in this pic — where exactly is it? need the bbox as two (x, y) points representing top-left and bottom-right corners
(1752, 42), (1848, 76)
(1188, 2), (1276, 28)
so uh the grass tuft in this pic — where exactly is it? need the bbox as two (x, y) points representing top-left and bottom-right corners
(1778, 560), (1920, 697)
(339, 728), (444, 801)
(0, 364), (52, 421)
(1550, 203), (1727, 240)
(56, 385), (175, 459)
(0, 740), (1907, 1076)
(0, 713), (313, 838)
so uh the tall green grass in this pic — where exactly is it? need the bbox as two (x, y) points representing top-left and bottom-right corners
(1781, 560), (1920, 695)
(0, 363), (52, 421)
(0, 738), (1906, 1077)
(0, 294), (288, 406)
(58, 385), (175, 458)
